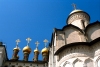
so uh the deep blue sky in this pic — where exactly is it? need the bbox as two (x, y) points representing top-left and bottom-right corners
(0, 0), (100, 60)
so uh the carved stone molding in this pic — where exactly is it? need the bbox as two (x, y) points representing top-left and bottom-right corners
(58, 45), (93, 61)
(68, 13), (89, 24)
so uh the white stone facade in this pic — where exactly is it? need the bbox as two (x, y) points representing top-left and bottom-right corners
(48, 9), (100, 67)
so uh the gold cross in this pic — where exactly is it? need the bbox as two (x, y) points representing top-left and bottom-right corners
(16, 39), (20, 46)
(35, 41), (39, 48)
(72, 3), (77, 10)
(15, 39), (20, 49)
(43, 39), (48, 47)
(26, 37), (31, 45)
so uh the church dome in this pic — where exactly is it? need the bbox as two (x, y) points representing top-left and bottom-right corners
(41, 47), (48, 54)
(23, 45), (31, 53)
(34, 48), (39, 53)
(70, 9), (83, 15)
(13, 47), (20, 51)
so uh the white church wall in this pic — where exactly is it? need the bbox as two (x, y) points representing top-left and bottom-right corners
(58, 45), (92, 62)
(64, 28), (85, 44)
(86, 24), (100, 42)
(92, 42), (100, 67)
(49, 38), (56, 67)
(56, 41), (100, 67)
(94, 55), (100, 67)
(71, 19), (84, 29)
(84, 58), (94, 67)
(92, 41), (100, 57)
(73, 58), (83, 67)
(67, 13), (90, 30)
(55, 31), (65, 51)
(48, 48), (52, 67)
(59, 57), (93, 67)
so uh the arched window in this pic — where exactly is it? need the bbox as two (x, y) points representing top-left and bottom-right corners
(63, 61), (72, 67)
(84, 58), (93, 67)
(73, 58), (83, 67)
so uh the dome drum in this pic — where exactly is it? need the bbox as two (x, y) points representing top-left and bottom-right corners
(42, 52), (48, 56)
(13, 47), (20, 51)
(13, 49), (20, 52)
(11, 55), (19, 61)
(67, 12), (90, 24)
(23, 53), (30, 61)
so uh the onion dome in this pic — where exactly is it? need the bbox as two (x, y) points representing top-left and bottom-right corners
(23, 37), (32, 54)
(23, 45), (31, 53)
(41, 47), (48, 54)
(13, 47), (20, 51)
(34, 48), (39, 53)
(42, 39), (49, 54)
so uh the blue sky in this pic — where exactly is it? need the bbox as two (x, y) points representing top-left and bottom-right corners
(0, 0), (100, 60)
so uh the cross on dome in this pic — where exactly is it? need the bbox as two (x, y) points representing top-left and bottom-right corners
(43, 39), (48, 47)
(72, 3), (77, 10)
(26, 37), (32, 46)
(15, 39), (20, 50)
(16, 39), (20, 45)
(35, 41), (39, 48)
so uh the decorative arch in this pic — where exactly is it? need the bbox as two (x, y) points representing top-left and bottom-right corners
(96, 56), (100, 67)
(73, 58), (83, 67)
(63, 61), (72, 67)
(84, 58), (93, 67)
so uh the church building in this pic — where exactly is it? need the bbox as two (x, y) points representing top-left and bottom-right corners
(0, 6), (100, 67)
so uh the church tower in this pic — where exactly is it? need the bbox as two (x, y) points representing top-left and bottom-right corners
(67, 4), (90, 30)
(23, 37), (31, 61)
(41, 39), (49, 61)
(11, 39), (20, 61)
(33, 41), (40, 62)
